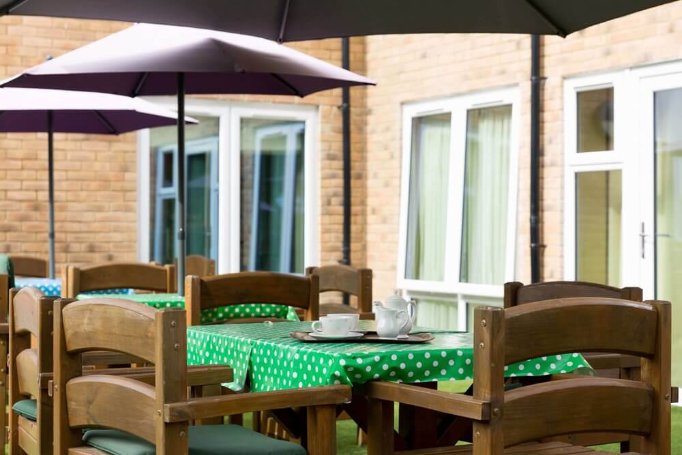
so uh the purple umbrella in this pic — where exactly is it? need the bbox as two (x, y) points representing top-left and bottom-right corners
(0, 23), (375, 293)
(0, 87), (195, 278)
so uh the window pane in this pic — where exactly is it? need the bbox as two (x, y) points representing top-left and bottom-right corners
(187, 153), (211, 257)
(405, 114), (451, 281)
(240, 118), (305, 273)
(575, 170), (621, 285)
(577, 88), (613, 153)
(460, 105), (512, 285)
(161, 152), (173, 188)
(149, 116), (219, 265)
(654, 87), (682, 386)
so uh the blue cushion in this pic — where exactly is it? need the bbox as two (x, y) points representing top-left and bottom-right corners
(0, 254), (15, 289)
(83, 424), (307, 455)
(12, 399), (37, 421)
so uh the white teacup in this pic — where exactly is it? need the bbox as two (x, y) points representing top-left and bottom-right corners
(311, 316), (353, 336)
(325, 313), (359, 331)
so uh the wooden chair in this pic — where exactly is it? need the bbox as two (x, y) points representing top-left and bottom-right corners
(0, 254), (15, 448)
(185, 255), (215, 277)
(306, 265), (373, 317)
(185, 271), (319, 326)
(63, 262), (176, 298)
(504, 281), (643, 379)
(9, 256), (48, 278)
(8, 287), (54, 455)
(53, 297), (350, 454)
(366, 297), (671, 454)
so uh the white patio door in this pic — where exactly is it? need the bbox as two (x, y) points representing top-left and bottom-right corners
(637, 71), (682, 386)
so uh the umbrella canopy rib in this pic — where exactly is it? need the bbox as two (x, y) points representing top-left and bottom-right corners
(272, 73), (303, 97)
(524, 0), (567, 37)
(133, 72), (151, 98)
(94, 111), (118, 134)
(278, 0), (292, 43)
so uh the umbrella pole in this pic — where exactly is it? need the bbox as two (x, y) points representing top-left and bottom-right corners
(176, 72), (186, 295)
(47, 111), (56, 279)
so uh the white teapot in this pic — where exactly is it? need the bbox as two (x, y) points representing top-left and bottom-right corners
(374, 291), (417, 337)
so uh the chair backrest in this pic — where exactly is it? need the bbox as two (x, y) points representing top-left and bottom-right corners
(63, 262), (177, 298)
(185, 271), (319, 326)
(472, 297), (670, 453)
(504, 280), (642, 307)
(54, 297), (188, 454)
(305, 265), (372, 313)
(9, 255), (48, 278)
(185, 255), (216, 277)
(9, 286), (55, 454)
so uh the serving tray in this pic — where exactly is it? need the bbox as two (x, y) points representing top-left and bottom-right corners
(290, 331), (434, 343)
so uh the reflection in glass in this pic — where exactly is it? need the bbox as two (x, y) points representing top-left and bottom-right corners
(575, 170), (621, 286)
(460, 105), (512, 285)
(577, 88), (614, 153)
(405, 114), (450, 281)
(149, 115), (219, 265)
(654, 87), (682, 385)
(240, 118), (305, 273)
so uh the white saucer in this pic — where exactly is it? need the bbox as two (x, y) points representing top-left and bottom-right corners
(308, 331), (364, 340)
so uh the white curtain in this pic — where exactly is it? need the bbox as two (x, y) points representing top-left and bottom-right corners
(405, 114), (450, 281)
(460, 106), (511, 285)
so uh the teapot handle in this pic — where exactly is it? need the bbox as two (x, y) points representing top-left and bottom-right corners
(407, 299), (417, 322)
(396, 310), (410, 331)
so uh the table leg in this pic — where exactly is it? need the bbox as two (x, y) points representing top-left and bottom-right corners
(306, 405), (336, 455)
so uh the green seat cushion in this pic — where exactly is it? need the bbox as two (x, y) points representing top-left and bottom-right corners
(0, 254), (14, 289)
(12, 399), (37, 421)
(83, 424), (307, 455)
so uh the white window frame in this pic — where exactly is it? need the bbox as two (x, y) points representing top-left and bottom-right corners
(137, 97), (319, 274)
(563, 73), (631, 283)
(396, 87), (520, 327)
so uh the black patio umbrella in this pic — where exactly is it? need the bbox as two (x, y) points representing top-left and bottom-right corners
(0, 0), (675, 41)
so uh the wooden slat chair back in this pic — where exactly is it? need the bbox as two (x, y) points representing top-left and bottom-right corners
(366, 297), (671, 455)
(504, 281), (643, 308)
(185, 271), (319, 326)
(185, 255), (215, 277)
(63, 262), (176, 298)
(475, 298), (670, 454)
(9, 286), (55, 455)
(9, 256), (48, 278)
(54, 297), (349, 455)
(504, 281), (643, 374)
(306, 265), (373, 317)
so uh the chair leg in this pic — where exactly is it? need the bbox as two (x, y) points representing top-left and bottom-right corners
(0, 336), (7, 448)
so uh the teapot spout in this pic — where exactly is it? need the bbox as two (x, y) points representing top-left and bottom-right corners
(372, 300), (385, 311)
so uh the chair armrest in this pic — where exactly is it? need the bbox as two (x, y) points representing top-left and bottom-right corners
(164, 384), (351, 422)
(82, 365), (233, 386)
(362, 381), (490, 422)
(82, 351), (148, 366)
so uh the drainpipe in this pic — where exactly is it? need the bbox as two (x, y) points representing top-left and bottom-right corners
(530, 34), (542, 283)
(341, 37), (351, 268)
(341, 37), (351, 305)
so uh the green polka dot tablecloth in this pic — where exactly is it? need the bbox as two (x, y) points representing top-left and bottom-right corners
(15, 278), (132, 297)
(77, 293), (300, 324)
(186, 320), (590, 392)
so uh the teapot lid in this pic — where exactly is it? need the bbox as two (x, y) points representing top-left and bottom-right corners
(385, 290), (407, 306)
